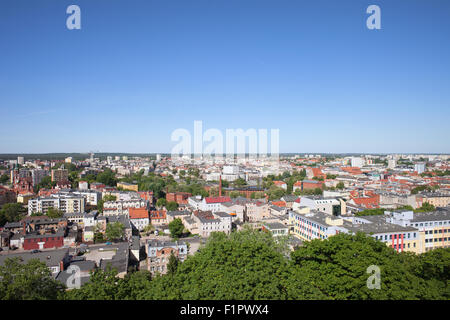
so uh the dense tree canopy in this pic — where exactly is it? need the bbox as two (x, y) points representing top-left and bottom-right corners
(0, 203), (26, 226)
(1, 229), (449, 300)
(0, 258), (64, 300)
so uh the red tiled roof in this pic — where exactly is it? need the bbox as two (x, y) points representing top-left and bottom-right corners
(272, 201), (287, 207)
(150, 210), (167, 219)
(129, 207), (149, 219)
(205, 196), (231, 204)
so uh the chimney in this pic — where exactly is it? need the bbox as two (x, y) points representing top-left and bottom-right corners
(219, 175), (222, 197)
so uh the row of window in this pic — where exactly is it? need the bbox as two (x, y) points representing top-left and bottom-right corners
(411, 221), (449, 227)
(374, 233), (416, 241)
(425, 229), (449, 234)
(28, 236), (61, 242)
(425, 238), (448, 243)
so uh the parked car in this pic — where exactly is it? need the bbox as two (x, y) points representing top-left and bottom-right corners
(31, 249), (41, 254)
(105, 242), (112, 245)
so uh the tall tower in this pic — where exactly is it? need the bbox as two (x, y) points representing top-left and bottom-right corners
(219, 175), (222, 197)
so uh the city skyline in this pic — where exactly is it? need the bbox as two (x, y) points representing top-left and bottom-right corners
(1, 0), (450, 154)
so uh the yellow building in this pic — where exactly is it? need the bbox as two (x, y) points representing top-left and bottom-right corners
(417, 194), (450, 208)
(17, 193), (35, 204)
(117, 182), (139, 192)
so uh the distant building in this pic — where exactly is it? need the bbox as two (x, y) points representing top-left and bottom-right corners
(351, 157), (364, 168)
(414, 163), (426, 174)
(262, 222), (289, 237)
(51, 168), (69, 183)
(117, 182), (138, 192)
(388, 159), (397, 169)
(78, 181), (89, 190)
(166, 192), (191, 204)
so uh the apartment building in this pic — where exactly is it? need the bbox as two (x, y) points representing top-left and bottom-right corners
(28, 194), (85, 215)
(416, 193), (450, 208)
(245, 200), (270, 222)
(102, 199), (146, 216)
(51, 168), (69, 183)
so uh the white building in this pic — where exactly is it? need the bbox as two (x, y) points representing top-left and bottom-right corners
(195, 212), (232, 237)
(200, 196), (232, 213)
(351, 157), (364, 168)
(102, 199), (147, 216)
(414, 163), (426, 174)
(388, 159), (397, 169)
(28, 194), (86, 215)
(78, 181), (89, 190)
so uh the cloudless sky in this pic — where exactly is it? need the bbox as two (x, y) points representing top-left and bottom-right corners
(0, 0), (449, 154)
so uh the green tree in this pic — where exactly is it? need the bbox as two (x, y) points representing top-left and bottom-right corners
(415, 202), (435, 213)
(166, 201), (179, 211)
(167, 252), (179, 275)
(229, 191), (241, 198)
(336, 182), (345, 190)
(0, 258), (65, 300)
(156, 198), (167, 208)
(0, 203), (27, 226)
(234, 178), (247, 187)
(0, 174), (9, 184)
(105, 222), (125, 242)
(96, 169), (117, 186)
(168, 218), (184, 240)
(34, 175), (55, 192)
(94, 232), (105, 244)
(64, 266), (121, 300)
(290, 233), (444, 299)
(46, 207), (63, 219)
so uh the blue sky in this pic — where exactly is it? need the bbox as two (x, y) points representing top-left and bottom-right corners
(0, 0), (449, 154)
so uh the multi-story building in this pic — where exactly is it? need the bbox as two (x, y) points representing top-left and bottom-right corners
(199, 196), (231, 212)
(51, 168), (69, 183)
(146, 240), (187, 275)
(166, 192), (192, 204)
(289, 209), (424, 253)
(245, 200), (269, 222)
(28, 194), (85, 215)
(117, 182), (139, 192)
(31, 169), (49, 186)
(193, 211), (232, 237)
(384, 208), (450, 251)
(0, 186), (17, 207)
(102, 199), (146, 216)
(129, 207), (150, 231)
(416, 193), (450, 208)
